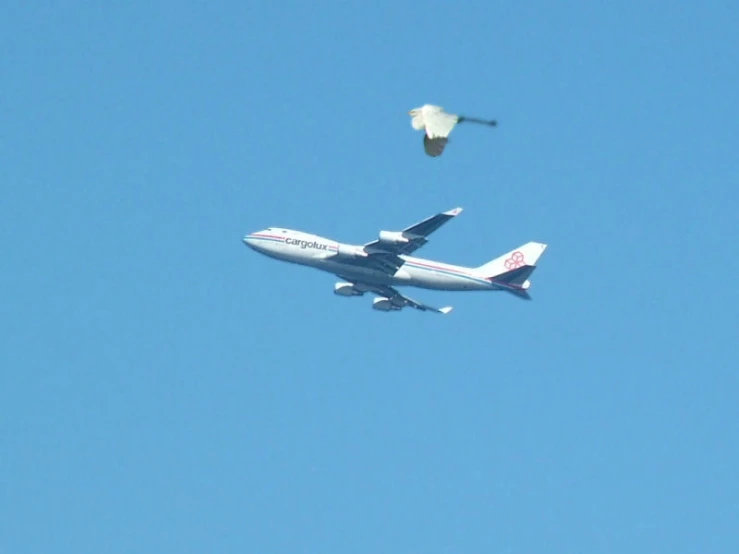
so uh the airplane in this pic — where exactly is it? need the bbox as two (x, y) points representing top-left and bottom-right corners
(242, 207), (548, 315)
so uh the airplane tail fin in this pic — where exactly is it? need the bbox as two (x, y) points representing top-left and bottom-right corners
(475, 242), (547, 299)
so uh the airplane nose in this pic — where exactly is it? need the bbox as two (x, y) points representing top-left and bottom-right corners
(242, 235), (256, 248)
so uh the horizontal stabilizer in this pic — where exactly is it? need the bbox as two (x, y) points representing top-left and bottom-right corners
(475, 242), (547, 300)
(505, 288), (532, 301)
(491, 264), (536, 286)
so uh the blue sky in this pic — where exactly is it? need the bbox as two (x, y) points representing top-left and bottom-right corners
(3, 1), (738, 552)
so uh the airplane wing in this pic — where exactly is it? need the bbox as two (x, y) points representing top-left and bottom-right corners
(363, 206), (463, 257)
(346, 281), (453, 314)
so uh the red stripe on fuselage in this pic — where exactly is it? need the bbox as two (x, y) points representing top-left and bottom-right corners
(251, 233), (286, 241)
(406, 258), (474, 277)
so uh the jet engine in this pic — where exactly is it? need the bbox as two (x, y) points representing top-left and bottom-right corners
(334, 282), (364, 297)
(378, 230), (409, 245)
(335, 243), (368, 258)
(372, 297), (402, 311)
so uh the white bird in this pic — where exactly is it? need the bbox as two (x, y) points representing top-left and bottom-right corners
(408, 104), (497, 157)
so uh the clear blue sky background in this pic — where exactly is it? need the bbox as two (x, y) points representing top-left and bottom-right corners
(3, 2), (738, 552)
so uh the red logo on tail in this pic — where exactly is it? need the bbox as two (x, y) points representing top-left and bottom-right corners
(504, 251), (525, 270)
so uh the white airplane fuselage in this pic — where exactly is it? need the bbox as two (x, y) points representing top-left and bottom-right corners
(243, 227), (498, 292)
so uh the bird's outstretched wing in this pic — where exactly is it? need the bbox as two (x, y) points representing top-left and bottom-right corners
(422, 106), (459, 139)
(409, 104), (496, 156)
(424, 134), (448, 157)
(409, 105), (458, 157)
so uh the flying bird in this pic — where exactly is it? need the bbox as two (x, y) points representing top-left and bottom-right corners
(408, 104), (497, 157)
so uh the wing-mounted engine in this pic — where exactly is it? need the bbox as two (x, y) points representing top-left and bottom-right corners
(372, 296), (402, 311)
(334, 282), (364, 297)
(334, 243), (368, 259)
(378, 230), (410, 245)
